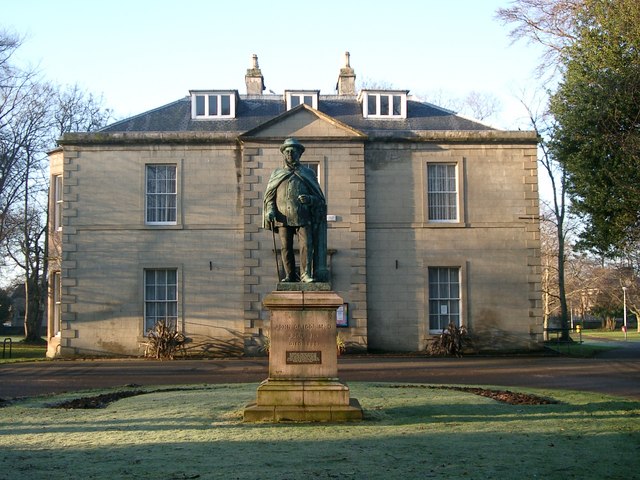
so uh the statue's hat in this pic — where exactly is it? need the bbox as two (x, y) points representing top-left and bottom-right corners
(280, 138), (305, 153)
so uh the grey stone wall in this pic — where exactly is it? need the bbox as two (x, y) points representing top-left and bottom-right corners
(46, 126), (540, 357)
(365, 140), (541, 352)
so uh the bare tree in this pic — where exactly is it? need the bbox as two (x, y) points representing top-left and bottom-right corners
(52, 83), (112, 137)
(357, 77), (396, 91)
(540, 207), (560, 337)
(4, 206), (47, 339)
(1, 77), (54, 340)
(459, 91), (502, 122)
(564, 252), (595, 325)
(0, 30), (112, 341)
(520, 96), (575, 340)
(589, 266), (626, 331)
(618, 249), (640, 332)
(416, 89), (502, 123)
(359, 77), (502, 124)
(496, 0), (583, 76)
(0, 30), (39, 246)
(417, 88), (460, 112)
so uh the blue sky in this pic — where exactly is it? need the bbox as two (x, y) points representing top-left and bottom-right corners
(4, 0), (544, 129)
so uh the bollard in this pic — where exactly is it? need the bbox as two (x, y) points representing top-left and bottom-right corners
(2, 338), (12, 359)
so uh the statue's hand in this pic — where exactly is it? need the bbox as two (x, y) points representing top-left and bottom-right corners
(298, 194), (313, 204)
(266, 209), (277, 223)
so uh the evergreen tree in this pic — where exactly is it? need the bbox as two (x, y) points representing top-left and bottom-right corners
(550, 0), (640, 256)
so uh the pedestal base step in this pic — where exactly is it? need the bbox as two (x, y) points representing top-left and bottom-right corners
(255, 378), (352, 406)
(243, 398), (363, 422)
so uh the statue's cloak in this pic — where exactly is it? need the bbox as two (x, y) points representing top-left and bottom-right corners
(263, 166), (326, 230)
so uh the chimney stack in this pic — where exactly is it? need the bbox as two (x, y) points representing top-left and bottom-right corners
(336, 51), (356, 95)
(245, 54), (265, 95)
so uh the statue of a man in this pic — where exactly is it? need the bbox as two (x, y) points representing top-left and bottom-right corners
(263, 138), (328, 283)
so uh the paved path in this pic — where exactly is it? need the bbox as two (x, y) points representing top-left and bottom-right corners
(1, 345), (639, 400)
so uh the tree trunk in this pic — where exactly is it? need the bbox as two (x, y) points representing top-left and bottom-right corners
(23, 273), (43, 342)
(542, 255), (551, 341)
(633, 308), (640, 333)
(604, 316), (616, 331)
(557, 233), (570, 341)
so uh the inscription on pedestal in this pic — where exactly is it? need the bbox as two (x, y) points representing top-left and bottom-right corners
(274, 321), (333, 350)
(286, 351), (322, 364)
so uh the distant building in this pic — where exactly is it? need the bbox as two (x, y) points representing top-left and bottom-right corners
(46, 53), (541, 358)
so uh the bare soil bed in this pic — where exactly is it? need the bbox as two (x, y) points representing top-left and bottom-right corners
(49, 384), (557, 409)
(390, 384), (558, 405)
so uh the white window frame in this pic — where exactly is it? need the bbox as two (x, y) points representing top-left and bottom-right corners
(428, 267), (461, 333)
(145, 164), (177, 225)
(190, 90), (237, 119)
(360, 90), (407, 118)
(301, 161), (319, 180)
(53, 174), (63, 231)
(144, 268), (179, 334)
(427, 163), (459, 222)
(285, 90), (319, 110)
(52, 271), (62, 336)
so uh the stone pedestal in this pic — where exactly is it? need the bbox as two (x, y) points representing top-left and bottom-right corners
(244, 289), (363, 422)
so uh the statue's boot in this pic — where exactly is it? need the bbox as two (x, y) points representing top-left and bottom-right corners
(300, 271), (315, 283)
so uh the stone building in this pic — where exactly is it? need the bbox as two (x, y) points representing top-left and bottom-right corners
(46, 53), (541, 358)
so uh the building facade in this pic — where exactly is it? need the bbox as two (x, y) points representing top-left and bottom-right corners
(46, 54), (541, 358)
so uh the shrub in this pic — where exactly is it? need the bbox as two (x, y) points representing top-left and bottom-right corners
(143, 320), (188, 359)
(426, 322), (469, 357)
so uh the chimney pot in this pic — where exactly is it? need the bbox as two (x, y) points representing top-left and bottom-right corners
(245, 54), (265, 95)
(336, 51), (356, 95)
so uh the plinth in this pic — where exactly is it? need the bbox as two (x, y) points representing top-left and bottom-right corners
(243, 287), (363, 422)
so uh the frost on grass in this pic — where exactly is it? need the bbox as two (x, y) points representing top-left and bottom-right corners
(0, 384), (637, 480)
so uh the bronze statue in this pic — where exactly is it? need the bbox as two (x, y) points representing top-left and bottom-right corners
(263, 138), (328, 283)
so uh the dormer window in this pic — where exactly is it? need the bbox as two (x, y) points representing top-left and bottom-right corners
(285, 90), (319, 110)
(359, 90), (408, 119)
(190, 90), (237, 119)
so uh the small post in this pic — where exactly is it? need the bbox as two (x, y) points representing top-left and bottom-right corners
(622, 286), (628, 340)
(2, 338), (12, 359)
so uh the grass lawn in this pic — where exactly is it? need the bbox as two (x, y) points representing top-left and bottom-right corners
(0, 383), (638, 479)
(544, 341), (617, 357)
(544, 329), (640, 357)
(0, 336), (46, 363)
(582, 330), (640, 342)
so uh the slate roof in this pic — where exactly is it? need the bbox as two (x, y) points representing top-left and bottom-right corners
(100, 95), (494, 135)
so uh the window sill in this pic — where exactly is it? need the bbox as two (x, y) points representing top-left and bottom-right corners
(191, 116), (236, 120)
(144, 223), (183, 230)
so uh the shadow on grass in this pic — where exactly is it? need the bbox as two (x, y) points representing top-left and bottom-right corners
(0, 384), (638, 480)
(0, 428), (636, 479)
(371, 399), (640, 425)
